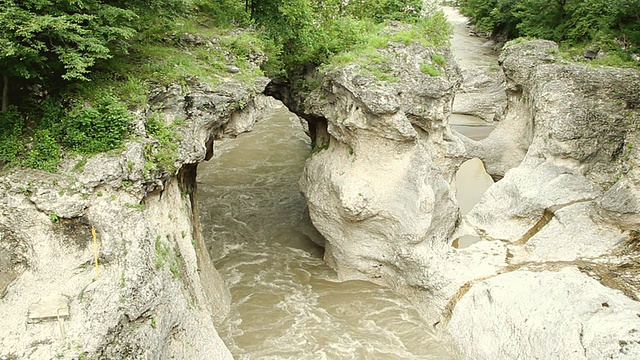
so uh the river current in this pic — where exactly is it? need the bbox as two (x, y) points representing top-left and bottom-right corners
(197, 7), (497, 359)
(198, 107), (457, 359)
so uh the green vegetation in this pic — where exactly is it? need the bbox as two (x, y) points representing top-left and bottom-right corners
(0, 0), (452, 173)
(125, 202), (145, 210)
(154, 235), (181, 279)
(420, 63), (442, 76)
(431, 53), (446, 66)
(49, 212), (59, 223)
(144, 114), (182, 175)
(310, 139), (331, 156)
(61, 93), (133, 154)
(455, 0), (640, 66)
(320, 14), (452, 82)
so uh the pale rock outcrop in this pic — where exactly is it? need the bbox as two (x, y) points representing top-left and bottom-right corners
(0, 79), (272, 359)
(452, 67), (507, 122)
(449, 267), (640, 360)
(465, 40), (640, 261)
(269, 24), (508, 317)
(450, 40), (640, 358)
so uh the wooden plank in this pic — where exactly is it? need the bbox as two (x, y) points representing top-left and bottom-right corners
(28, 294), (69, 321)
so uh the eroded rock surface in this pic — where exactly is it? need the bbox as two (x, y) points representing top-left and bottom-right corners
(269, 24), (508, 318)
(449, 267), (640, 360)
(465, 40), (640, 261)
(452, 40), (640, 359)
(0, 79), (272, 359)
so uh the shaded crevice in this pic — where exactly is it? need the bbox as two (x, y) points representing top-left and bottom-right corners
(440, 275), (494, 327)
(204, 136), (214, 161)
(177, 164), (231, 322)
(512, 209), (554, 246)
(512, 198), (597, 246)
(263, 77), (329, 148)
(264, 78), (308, 116)
(579, 323), (587, 358)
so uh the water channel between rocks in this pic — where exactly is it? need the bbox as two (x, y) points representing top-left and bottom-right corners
(198, 106), (457, 359)
(197, 108), (495, 359)
(197, 7), (498, 359)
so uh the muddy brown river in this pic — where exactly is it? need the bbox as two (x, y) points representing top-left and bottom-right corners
(198, 107), (457, 359)
(197, 7), (497, 359)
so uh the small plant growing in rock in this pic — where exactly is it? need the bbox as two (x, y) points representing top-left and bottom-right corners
(420, 63), (442, 76)
(431, 53), (446, 66)
(154, 236), (182, 279)
(22, 181), (34, 195)
(73, 158), (87, 173)
(125, 203), (145, 211)
(311, 140), (330, 155)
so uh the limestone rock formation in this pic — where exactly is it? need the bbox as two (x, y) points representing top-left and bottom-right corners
(298, 41), (465, 279)
(451, 40), (640, 359)
(449, 267), (640, 360)
(0, 79), (272, 359)
(465, 40), (640, 261)
(452, 66), (507, 122)
(268, 24), (508, 318)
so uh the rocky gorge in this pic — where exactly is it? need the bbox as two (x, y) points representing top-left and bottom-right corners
(1, 7), (640, 360)
(269, 23), (640, 360)
(0, 78), (275, 358)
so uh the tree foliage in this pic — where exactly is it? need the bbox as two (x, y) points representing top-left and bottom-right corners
(244, 0), (426, 75)
(0, 0), (450, 171)
(457, 0), (640, 54)
(0, 0), (137, 82)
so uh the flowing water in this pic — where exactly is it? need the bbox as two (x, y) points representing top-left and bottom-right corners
(442, 6), (499, 68)
(198, 107), (457, 359)
(444, 5), (499, 247)
(197, 7), (499, 359)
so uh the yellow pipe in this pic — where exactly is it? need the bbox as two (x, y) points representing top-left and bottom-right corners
(91, 226), (99, 279)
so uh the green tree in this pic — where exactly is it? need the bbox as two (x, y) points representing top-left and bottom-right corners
(0, 0), (137, 110)
(512, 0), (568, 40)
(458, 0), (640, 56)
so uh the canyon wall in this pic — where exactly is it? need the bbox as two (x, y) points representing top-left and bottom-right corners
(0, 78), (272, 359)
(450, 40), (640, 359)
(276, 35), (640, 359)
